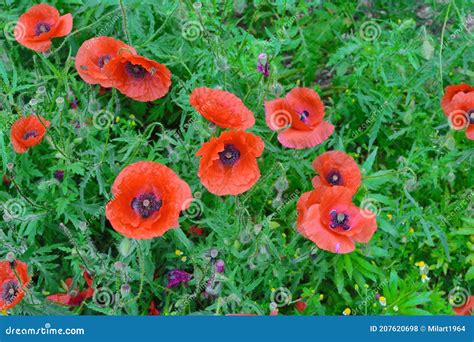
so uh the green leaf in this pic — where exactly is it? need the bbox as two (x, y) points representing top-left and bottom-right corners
(344, 254), (353, 280)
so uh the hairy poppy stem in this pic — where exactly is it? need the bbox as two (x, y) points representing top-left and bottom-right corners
(119, 0), (132, 46)
(10, 178), (49, 211)
(438, 1), (452, 92)
(117, 240), (145, 310)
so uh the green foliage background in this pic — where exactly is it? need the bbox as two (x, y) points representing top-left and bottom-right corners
(0, 0), (472, 315)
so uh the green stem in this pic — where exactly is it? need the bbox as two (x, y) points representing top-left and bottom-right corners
(119, 0), (132, 46)
(438, 1), (452, 92)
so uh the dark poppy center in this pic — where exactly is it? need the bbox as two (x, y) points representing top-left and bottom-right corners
(125, 62), (147, 79)
(329, 210), (350, 231)
(97, 54), (112, 68)
(468, 109), (474, 124)
(299, 110), (309, 122)
(131, 192), (162, 218)
(2, 280), (19, 304)
(35, 22), (51, 36)
(218, 144), (240, 166)
(326, 170), (342, 185)
(23, 130), (38, 140)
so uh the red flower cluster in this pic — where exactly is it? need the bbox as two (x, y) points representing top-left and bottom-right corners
(297, 151), (377, 254)
(76, 37), (171, 102)
(441, 83), (474, 140)
(191, 88), (265, 196)
(105, 161), (192, 239)
(0, 260), (30, 311)
(47, 271), (94, 306)
(265, 87), (334, 149)
(15, 4), (72, 52)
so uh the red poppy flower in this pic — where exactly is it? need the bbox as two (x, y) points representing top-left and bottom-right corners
(15, 4), (73, 53)
(295, 300), (307, 312)
(2, 174), (11, 187)
(265, 87), (334, 149)
(0, 260), (30, 311)
(196, 131), (264, 196)
(297, 186), (377, 254)
(103, 50), (171, 102)
(441, 83), (474, 117)
(189, 225), (204, 236)
(149, 300), (161, 315)
(453, 296), (474, 315)
(105, 161), (192, 239)
(10, 115), (50, 153)
(47, 271), (94, 306)
(189, 87), (255, 130)
(441, 86), (474, 140)
(296, 189), (322, 227)
(311, 150), (361, 195)
(75, 37), (136, 88)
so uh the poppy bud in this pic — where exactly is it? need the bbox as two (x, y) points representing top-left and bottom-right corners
(118, 238), (132, 257)
(209, 248), (219, 259)
(6, 252), (15, 263)
(114, 261), (125, 271)
(120, 284), (131, 297)
(2, 174), (10, 186)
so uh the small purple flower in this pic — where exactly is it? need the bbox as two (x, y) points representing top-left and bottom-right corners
(167, 269), (191, 288)
(374, 293), (381, 300)
(215, 259), (225, 273)
(54, 170), (65, 182)
(257, 53), (270, 78)
(71, 97), (78, 110)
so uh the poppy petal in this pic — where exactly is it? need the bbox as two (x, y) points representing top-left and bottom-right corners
(277, 121), (334, 149)
(286, 87), (325, 128)
(53, 14), (73, 37)
(47, 293), (73, 306)
(466, 124), (474, 140)
(311, 150), (361, 194)
(190, 87), (255, 130)
(264, 98), (304, 130)
(441, 84), (474, 116)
